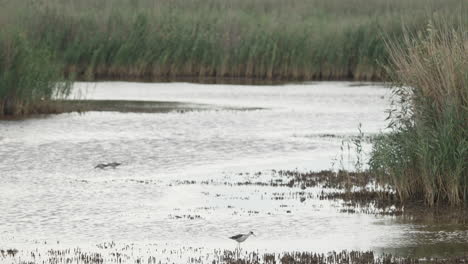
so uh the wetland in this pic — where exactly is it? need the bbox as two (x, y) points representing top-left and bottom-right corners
(1, 82), (467, 263)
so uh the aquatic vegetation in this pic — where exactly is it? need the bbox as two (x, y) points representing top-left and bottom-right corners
(369, 18), (468, 206)
(2, 247), (468, 264)
(0, 32), (71, 117)
(2, 0), (466, 82)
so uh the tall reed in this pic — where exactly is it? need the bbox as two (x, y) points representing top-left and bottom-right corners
(0, 32), (71, 117)
(369, 18), (467, 206)
(3, 0), (466, 81)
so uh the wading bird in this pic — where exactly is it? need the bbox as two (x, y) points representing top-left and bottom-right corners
(229, 231), (255, 250)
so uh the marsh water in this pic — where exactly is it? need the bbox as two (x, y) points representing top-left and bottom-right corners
(0, 82), (466, 262)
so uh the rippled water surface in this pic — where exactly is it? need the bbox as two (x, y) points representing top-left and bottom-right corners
(0, 82), (466, 259)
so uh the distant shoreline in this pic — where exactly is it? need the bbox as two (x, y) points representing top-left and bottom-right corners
(0, 99), (263, 120)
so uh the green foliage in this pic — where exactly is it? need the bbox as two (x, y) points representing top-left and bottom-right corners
(0, 32), (71, 116)
(370, 18), (468, 206)
(3, 0), (466, 81)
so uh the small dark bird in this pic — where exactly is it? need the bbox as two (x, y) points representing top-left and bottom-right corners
(94, 162), (121, 169)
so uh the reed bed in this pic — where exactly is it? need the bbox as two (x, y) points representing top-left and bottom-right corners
(369, 18), (468, 206)
(2, 0), (466, 82)
(0, 0), (466, 116)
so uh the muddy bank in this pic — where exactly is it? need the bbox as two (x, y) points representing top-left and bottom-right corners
(59, 100), (263, 113)
(73, 75), (296, 86)
(0, 99), (263, 119)
(68, 69), (384, 84)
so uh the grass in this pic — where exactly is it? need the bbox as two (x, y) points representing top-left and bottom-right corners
(1, 0), (466, 82)
(369, 18), (468, 206)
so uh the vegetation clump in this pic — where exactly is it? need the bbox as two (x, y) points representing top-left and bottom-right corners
(0, 32), (70, 117)
(370, 19), (468, 206)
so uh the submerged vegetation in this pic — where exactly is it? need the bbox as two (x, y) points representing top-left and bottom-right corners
(370, 19), (468, 206)
(0, 248), (468, 264)
(2, 247), (468, 264)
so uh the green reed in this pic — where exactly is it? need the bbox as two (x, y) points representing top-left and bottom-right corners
(2, 0), (465, 82)
(0, 31), (71, 117)
(369, 17), (468, 206)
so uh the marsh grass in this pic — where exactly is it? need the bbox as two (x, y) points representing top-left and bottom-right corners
(370, 18), (468, 206)
(2, 0), (466, 82)
(0, 32), (71, 117)
(2, 247), (468, 264)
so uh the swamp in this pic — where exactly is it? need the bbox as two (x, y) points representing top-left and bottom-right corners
(0, 0), (467, 263)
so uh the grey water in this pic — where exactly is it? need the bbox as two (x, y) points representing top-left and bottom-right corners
(0, 82), (466, 261)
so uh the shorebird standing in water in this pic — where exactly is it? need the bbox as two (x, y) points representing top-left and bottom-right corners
(229, 231), (255, 250)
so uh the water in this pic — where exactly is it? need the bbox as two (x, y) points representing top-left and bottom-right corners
(0, 81), (466, 261)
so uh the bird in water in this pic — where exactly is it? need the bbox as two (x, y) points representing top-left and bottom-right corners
(94, 162), (121, 169)
(229, 231), (255, 250)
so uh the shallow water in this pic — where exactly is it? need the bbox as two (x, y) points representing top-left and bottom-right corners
(0, 81), (466, 260)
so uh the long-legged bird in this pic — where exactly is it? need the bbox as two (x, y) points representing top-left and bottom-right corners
(229, 231), (255, 250)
